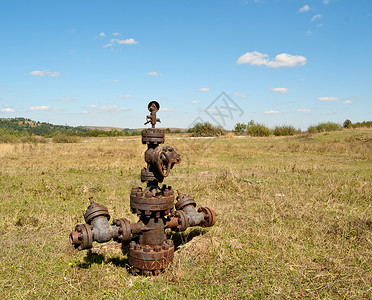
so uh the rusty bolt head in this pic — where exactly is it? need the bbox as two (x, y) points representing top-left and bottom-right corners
(154, 245), (161, 252)
(70, 231), (80, 244)
(162, 244), (169, 250)
(143, 245), (151, 252)
(129, 241), (136, 249)
(134, 244), (141, 251)
(145, 210), (151, 216)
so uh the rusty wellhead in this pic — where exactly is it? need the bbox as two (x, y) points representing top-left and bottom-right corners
(69, 101), (216, 275)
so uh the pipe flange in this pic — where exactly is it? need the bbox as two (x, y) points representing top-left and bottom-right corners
(175, 210), (189, 232)
(84, 202), (110, 224)
(113, 218), (132, 243)
(142, 129), (165, 145)
(130, 192), (174, 214)
(198, 206), (217, 227)
(70, 223), (93, 250)
(128, 241), (174, 274)
(175, 194), (196, 211)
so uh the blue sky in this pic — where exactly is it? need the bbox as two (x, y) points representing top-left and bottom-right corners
(0, 0), (371, 130)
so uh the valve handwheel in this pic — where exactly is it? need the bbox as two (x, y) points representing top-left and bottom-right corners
(157, 150), (172, 177)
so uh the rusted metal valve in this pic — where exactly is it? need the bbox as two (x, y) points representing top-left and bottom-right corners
(69, 101), (216, 275)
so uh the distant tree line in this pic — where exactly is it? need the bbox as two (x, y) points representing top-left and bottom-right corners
(234, 121), (300, 136)
(0, 118), (141, 137)
(343, 119), (372, 128)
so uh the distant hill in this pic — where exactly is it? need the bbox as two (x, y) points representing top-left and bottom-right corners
(0, 118), (90, 136)
(84, 126), (127, 132)
(0, 118), (187, 137)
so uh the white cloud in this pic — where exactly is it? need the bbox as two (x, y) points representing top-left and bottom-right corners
(299, 5), (310, 13)
(113, 32), (119, 36)
(264, 110), (280, 114)
(89, 105), (97, 108)
(317, 24), (323, 27)
(306, 30), (312, 35)
(103, 43), (113, 48)
(317, 97), (339, 101)
(146, 72), (162, 76)
(119, 95), (131, 98)
(99, 32), (105, 37)
(233, 92), (247, 98)
(95, 105), (128, 111)
(160, 108), (172, 112)
(311, 14), (323, 22)
(297, 109), (312, 113)
(237, 51), (307, 68)
(199, 88), (210, 92)
(57, 97), (73, 101)
(323, 0), (331, 4)
(81, 110), (89, 114)
(270, 87), (289, 94)
(30, 70), (60, 77)
(342, 100), (353, 104)
(111, 38), (138, 45)
(191, 100), (200, 104)
(1, 108), (16, 112)
(29, 106), (51, 111)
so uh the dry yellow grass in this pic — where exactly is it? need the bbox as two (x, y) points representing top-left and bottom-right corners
(0, 129), (371, 299)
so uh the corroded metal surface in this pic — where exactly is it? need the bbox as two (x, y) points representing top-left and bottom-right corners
(69, 101), (216, 275)
(128, 240), (174, 275)
(130, 186), (174, 214)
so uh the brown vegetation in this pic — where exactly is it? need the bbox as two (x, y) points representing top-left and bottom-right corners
(0, 129), (371, 299)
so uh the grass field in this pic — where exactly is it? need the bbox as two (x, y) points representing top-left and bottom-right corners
(0, 129), (371, 299)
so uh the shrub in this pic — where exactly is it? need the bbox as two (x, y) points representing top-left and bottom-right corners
(188, 122), (225, 137)
(246, 121), (272, 137)
(343, 119), (352, 128)
(234, 122), (246, 134)
(52, 134), (80, 143)
(307, 125), (318, 134)
(20, 135), (46, 144)
(307, 122), (340, 133)
(273, 125), (299, 136)
(0, 133), (18, 143)
(317, 122), (340, 132)
(350, 121), (372, 128)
